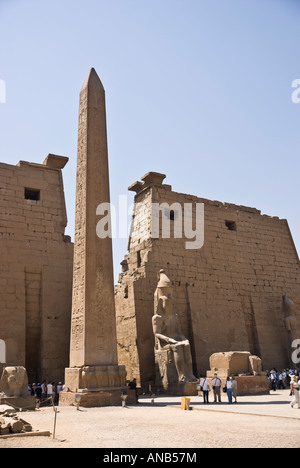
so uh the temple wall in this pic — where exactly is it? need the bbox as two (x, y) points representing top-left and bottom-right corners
(0, 157), (73, 383)
(116, 175), (300, 389)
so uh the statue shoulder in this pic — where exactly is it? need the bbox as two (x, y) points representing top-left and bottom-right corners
(152, 314), (163, 325)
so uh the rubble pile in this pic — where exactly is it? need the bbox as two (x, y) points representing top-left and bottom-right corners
(0, 405), (32, 435)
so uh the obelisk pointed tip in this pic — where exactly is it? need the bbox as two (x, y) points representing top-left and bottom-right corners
(81, 67), (105, 92)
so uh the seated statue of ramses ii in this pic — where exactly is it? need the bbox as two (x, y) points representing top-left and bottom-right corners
(152, 270), (197, 383)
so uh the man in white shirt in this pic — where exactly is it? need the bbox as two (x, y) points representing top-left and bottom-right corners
(278, 372), (285, 390)
(47, 382), (54, 403)
(200, 377), (210, 404)
(57, 382), (62, 391)
(211, 373), (222, 403)
(225, 377), (233, 404)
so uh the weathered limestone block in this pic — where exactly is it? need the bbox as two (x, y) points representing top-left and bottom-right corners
(64, 365), (127, 392)
(234, 375), (270, 396)
(0, 416), (24, 433)
(206, 351), (269, 395)
(249, 354), (264, 376)
(59, 388), (137, 408)
(207, 351), (266, 378)
(0, 425), (10, 435)
(0, 404), (17, 416)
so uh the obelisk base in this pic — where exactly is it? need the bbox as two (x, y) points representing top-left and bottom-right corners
(59, 387), (136, 407)
(59, 365), (136, 407)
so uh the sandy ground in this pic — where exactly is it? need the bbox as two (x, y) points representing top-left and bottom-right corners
(1, 389), (299, 449)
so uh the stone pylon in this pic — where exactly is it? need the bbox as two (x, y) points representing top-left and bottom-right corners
(60, 69), (133, 407)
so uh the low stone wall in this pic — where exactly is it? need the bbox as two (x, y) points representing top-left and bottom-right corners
(234, 375), (270, 396)
(203, 375), (270, 397)
(0, 396), (36, 411)
(59, 388), (137, 408)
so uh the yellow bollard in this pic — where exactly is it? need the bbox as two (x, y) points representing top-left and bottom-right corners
(181, 397), (191, 410)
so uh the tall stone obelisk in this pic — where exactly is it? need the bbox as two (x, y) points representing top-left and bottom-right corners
(61, 69), (131, 407)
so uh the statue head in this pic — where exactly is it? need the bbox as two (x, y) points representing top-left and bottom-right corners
(0, 366), (29, 397)
(154, 270), (174, 315)
(156, 269), (173, 298)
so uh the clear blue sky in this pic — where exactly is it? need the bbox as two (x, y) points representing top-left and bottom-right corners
(1, 0), (300, 283)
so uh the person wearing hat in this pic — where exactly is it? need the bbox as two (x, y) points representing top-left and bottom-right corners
(56, 382), (63, 404)
(211, 373), (222, 403)
(269, 370), (277, 391)
(290, 375), (300, 409)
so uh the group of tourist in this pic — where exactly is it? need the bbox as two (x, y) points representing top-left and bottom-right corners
(28, 380), (65, 405)
(290, 375), (300, 409)
(199, 369), (300, 409)
(267, 368), (300, 410)
(199, 374), (238, 404)
(267, 368), (299, 391)
(26, 370), (300, 410)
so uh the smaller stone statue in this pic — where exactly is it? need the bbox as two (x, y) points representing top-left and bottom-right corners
(0, 366), (29, 398)
(152, 270), (197, 384)
(283, 295), (299, 344)
(283, 295), (300, 369)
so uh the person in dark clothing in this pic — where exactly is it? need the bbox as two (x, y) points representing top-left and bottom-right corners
(35, 383), (42, 401)
(128, 378), (138, 403)
(35, 384), (43, 408)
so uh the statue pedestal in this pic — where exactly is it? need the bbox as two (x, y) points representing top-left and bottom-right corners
(0, 366), (35, 410)
(63, 365), (127, 391)
(155, 349), (198, 396)
(0, 396), (36, 411)
(235, 375), (270, 396)
(59, 388), (136, 408)
(60, 365), (136, 407)
(161, 382), (198, 396)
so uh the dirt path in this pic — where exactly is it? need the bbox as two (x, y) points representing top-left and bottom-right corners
(1, 390), (299, 448)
